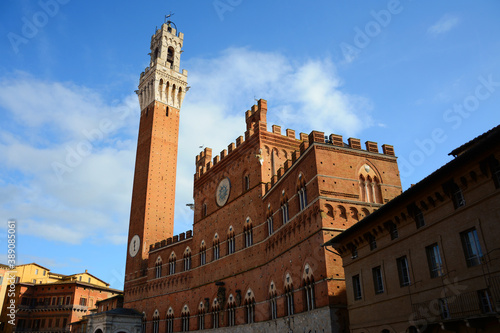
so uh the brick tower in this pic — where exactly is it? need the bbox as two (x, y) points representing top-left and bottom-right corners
(125, 21), (188, 281)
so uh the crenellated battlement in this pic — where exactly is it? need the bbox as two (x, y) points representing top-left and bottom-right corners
(149, 230), (193, 253)
(263, 130), (396, 195)
(193, 98), (396, 182)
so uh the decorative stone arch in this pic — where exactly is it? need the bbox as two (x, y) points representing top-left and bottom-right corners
(350, 207), (359, 221)
(201, 200), (207, 218)
(325, 204), (334, 218)
(227, 293), (236, 307)
(154, 256), (163, 278)
(266, 203), (273, 218)
(281, 149), (288, 159)
(165, 81), (170, 105)
(361, 208), (370, 218)
(284, 272), (293, 292)
(280, 190), (288, 205)
(296, 172), (306, 190)
(181, 304), (190, 315)
(227, 226), (235, 237)
(200, 240), (206, 250)
(169, 251), (176, 261)
(198, 300), (206, 314)
(244, 288), (255, 304)
(167, 46), (175, 68)
(212, 297), (220, 311)
(244, 217), (252, 229)
(268, 280), (277, 297)
(213, 233), (219, 243)
(358, 163), (383, 203)
(177, 87), (183, 108)
(337, 205), (347, 220)
(166, 307), (174, 317)
(302, 263), (314, 283)
(158, 78), (164, 100)
(241, 168), (250, 191)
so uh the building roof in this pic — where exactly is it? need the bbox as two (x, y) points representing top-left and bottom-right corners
(63, 271), (110, 286)
(323, 124), (500, 248)
(16, 279), (122, 293)
(449, 124), (500, 157)
(96, 294), (123, 305)
(15, 263), (51, 271)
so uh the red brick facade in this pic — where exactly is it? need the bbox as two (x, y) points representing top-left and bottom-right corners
(4, 281), (119, 333)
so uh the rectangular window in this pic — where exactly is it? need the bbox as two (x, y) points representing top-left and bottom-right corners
(66, 296), (71, 305)
(460, 228), (483, 267)
(426, 243), (444, 278)
(372, 266), (384, 294)
(351, 247), (358, 259)
(478, 289), (493, 313)
(352, 274), (362, 300)
(415, 209), (425, 228)
(494, 168), (500, 188)
(389, 223), (399, 240)
(368, 234), (377, 251)
(43, 270), (46, 276)
(452, 187), (466, 209)
(79, 298), (87, 306)
(396, 256), (411, 287)
(35, 269), (38, 275)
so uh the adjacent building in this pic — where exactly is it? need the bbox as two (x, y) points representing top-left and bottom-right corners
(123, 21), (403, 332)
(0, 265), (121, 333)
(324, 125), (500, 333)
(70, 295), (142, 333)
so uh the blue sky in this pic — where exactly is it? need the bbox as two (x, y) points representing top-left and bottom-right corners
(0, 0), (499, 289)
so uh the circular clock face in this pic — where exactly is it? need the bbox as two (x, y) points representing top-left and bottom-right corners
(216, 177), (231, 207)
(129, 235), (141, 257)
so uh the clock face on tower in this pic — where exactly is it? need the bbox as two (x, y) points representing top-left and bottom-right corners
(216, 177), (231, 207)
(129, 235), (141, 258)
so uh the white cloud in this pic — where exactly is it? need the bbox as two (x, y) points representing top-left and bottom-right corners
(173, 47), (373, 230)
(0, 73), (137, 245)
(428, 14), (460, 35)
(0, 48), (375, 244)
